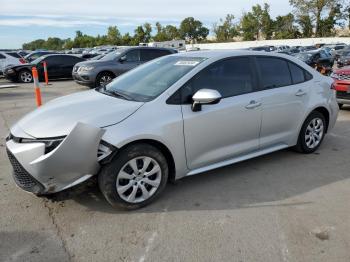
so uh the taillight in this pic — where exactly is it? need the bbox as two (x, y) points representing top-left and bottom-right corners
(19, 58), (25, 64)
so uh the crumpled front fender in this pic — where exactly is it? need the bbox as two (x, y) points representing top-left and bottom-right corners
(7, 122), (105, 193)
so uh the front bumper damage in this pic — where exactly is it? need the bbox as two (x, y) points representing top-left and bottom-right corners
(6, 122), (106, 194)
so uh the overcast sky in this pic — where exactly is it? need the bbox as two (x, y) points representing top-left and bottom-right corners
(0, 0), (291, 49)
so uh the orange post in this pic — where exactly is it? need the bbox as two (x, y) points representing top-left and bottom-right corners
(43, 61), (49, 85)
(31, 67), (42, 107)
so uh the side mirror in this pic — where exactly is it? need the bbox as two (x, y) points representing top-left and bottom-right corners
(191, 89), (222, 112)
(119, 56), (127, 63)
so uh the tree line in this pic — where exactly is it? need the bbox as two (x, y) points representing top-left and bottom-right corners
(23, 0), (350, 50)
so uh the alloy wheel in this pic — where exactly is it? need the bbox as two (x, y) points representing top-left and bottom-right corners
(116, 156), (162, 203)
(99, 75), (112, 87)
(305, 118), (324, 149)
(20, 72), (32, 83)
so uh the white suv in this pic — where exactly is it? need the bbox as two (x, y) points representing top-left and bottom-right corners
(0, 52), (22, 75)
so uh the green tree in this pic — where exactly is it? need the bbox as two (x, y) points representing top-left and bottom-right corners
(318, 3), (343, 37)
(297, 15), (313, 37)
(133, 23), (153, 44)
(240, 12), (259, 40)
(213, 14), (239, 42)
(289, 0), (343, 36)
(240, 4), (273, 40)
(154, 23), (180, 41)
(107, 26), (122, 45)
(273, 13), (300, 39)
(179, 17), (209, 43)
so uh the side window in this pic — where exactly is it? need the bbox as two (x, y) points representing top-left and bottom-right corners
(0, 54), (6, 59)
(140, 49), (170, 61)
(288, 62), (305, 84)
(257, 57), (292, 89)
(182, 57), (254, 102)
(125, 50), (140, 62)
(64, 56), (82, 65)
(44, 56), (60, 65)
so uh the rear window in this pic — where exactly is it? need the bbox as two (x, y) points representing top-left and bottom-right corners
(257, 57), (292, 89)
(288, 62), (305, 84)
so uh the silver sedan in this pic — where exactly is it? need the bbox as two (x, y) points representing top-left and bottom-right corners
(6, 50), (339, 209)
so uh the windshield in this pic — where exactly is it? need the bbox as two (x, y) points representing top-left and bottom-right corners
(100, 50), (123, 61)
(104, 56), (206, 102)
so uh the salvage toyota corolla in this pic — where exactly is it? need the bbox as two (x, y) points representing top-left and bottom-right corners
(6, 51), (339, 209)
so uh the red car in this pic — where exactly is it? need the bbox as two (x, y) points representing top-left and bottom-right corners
(331, 67), (350, 109)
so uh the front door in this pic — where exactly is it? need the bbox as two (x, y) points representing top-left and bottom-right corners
(181, 57), (262, 170)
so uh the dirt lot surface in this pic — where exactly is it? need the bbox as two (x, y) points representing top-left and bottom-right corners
(1, 77), (350, 262)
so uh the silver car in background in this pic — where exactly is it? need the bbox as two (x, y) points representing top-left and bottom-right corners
(6, 51), (338, 209)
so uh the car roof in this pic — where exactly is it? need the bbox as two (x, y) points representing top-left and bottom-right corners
(172, 50), (293, 59)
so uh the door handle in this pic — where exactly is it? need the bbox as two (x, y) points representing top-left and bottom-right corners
(295, 89), (307, 97)
(245, 100), (262, 109)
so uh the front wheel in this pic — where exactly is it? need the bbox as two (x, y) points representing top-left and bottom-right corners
(294, 111), (326, 154)
(98, 144), (169, 210)
(95, 72), (114, 88)
(18, 70), (33, 83)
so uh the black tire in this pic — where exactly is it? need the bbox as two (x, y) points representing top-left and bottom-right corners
(95, 72), (115, 88)
(338, 103), (343, 109)
(294, 111), (326, 154)
(98, 143), (169, 210)
(18, 69), (33, 83)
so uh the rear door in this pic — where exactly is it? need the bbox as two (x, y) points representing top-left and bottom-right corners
(60, 56), (83, 77)
(41, 56), (62, 78)
(255, 56), (311, 149)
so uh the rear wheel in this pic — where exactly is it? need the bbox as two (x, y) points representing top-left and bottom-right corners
(295, 111), (326, 154)
(98, 143), (168, 210)
(95, 72), (114, 88)
(18, 70), (33, 83)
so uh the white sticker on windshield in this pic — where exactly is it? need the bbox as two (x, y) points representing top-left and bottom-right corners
(174, 61), (200, 66)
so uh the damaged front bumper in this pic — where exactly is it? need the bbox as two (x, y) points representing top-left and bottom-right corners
(6, 122), (112, 194)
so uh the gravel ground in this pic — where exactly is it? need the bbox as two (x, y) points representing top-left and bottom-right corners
(0, 77), (350, 262)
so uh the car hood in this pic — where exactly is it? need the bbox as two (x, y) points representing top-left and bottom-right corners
(8, 63), (34, 70)
(14, 90), (144, 138)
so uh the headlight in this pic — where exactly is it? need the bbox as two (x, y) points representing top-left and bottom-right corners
(78, 66), (94, 72)
(20, 137), (65, 154)
(330, 72), (339, 80)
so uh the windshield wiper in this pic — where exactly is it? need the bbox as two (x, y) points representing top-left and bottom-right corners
(109, 90), (134, 101)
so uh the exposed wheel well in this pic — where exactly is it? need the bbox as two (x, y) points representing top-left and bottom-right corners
(97, 71), (115, 77)
(118, 140), (176, 183)
(313, 107), (330, 132)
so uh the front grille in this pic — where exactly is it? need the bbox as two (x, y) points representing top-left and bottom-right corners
(337, 91), (350, 100)
(6, 148), (44, 194)
(337, 74), (350, 81)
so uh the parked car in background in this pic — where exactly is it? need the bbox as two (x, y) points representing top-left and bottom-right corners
(336, 50), (350, 68)
(24, 51), (57, 63)
(331, 67), (350, 109)
(295, 50), (334, 69)
(0, 51), (24, 74)
(73, 47), (177, 88)
(3, 54), (85, 83)
(333, 46), (350, 61)
(5, 51), (338, 209)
